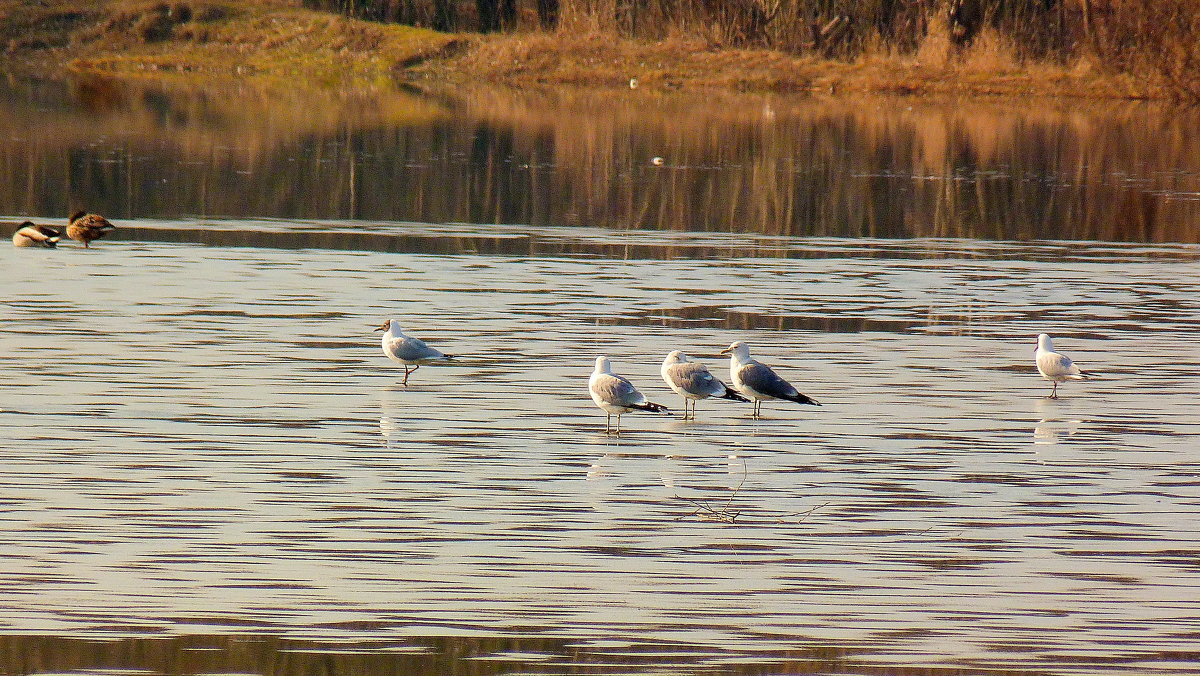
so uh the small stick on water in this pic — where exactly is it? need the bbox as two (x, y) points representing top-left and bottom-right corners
(673, 457), (747, 523)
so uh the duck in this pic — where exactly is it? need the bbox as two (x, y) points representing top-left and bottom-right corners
(12, 222), (62, 247)
(66, 210), (116, 248)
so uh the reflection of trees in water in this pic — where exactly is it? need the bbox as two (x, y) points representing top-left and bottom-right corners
(0, 633), (863, 674)
(2, 79), (1199, 242)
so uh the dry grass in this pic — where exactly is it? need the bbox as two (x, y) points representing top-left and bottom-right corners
(414, 27), (1128, 98)
(1, 0), (457, 88)
(2, 0), (1197, 99)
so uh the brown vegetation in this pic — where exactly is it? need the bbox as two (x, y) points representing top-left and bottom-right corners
(316, 0), (1200, 100)
(0, 1), (1197, 99)
(0, 0), (457, 87)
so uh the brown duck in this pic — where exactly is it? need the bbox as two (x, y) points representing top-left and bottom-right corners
(12, 221), (62, 247)
(66, 210), (116, 247)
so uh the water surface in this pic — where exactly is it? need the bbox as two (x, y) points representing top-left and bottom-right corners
(2, 76), (1200, 675)
(1, 77), (1200, 240)
(2, 224), (1200, 674)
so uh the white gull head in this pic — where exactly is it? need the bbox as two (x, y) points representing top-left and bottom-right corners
(720, 341), (752, 363)
(1037, 333), (1054, 352)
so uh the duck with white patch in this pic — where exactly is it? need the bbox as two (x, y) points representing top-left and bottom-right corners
(12, 222), (61, 247)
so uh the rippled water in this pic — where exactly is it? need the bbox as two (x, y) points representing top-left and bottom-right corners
(3, 223), (1199, 673)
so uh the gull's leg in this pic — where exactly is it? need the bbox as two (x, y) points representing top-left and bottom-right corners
(402, 365), (411, 386)
(1050, 382), (1058, 399)
(605, 413), (612, 434)
(615, 414), (622, 435)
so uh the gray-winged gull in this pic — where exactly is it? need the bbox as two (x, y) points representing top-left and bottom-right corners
(589, 356), (669, 434)
(375, 318), (454, 386)
(1035, 333), (1089, 399)
(660, 350), (749, 419)
(720, 341), (820, 416)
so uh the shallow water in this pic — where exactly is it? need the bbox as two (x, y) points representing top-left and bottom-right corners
(2, 223), (1200, 674)
(3, 74), (1200, 673)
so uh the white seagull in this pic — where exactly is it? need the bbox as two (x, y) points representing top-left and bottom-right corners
(589, 356), (669, 434)
(1035, 333), (1088, 399)
(660, 350), (749, 419)
(375, 318), (454, 386)
(720, 341), (820, 416)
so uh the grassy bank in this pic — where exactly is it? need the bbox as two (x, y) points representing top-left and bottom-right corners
(0, 0), (1191, 99)
(0, 0), (458, 88)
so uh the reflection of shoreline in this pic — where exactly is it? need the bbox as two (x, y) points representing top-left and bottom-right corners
(2, 77), (1199, 241)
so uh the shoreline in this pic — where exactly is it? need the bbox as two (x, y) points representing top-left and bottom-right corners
(0, 1), (1168, 100)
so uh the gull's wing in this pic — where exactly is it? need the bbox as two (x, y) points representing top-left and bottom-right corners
(737, 360), (799, 399)
(388, 335), (445, 362)
(667, 362), (725, 398)
(591, 374), (646, 407)
(1037, 350), (1080, 377)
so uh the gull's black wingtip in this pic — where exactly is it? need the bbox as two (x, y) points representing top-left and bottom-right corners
(634, 401), (671, 414)
(722, 387), (751, 403)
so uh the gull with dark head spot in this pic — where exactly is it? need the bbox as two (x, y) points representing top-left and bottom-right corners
(375, 318), (454, 386)
(720, 341), (820, 416)
(1035, 333), (1089, 399)
(12, 222), (61, 247)
(661, 350), (749, 419)
(589, 356), (669, 434)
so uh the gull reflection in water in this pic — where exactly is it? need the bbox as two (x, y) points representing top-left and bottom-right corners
(1032, 399), (1083, 446)
(378, 386), (408, 450)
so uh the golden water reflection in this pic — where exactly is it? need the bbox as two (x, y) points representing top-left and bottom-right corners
(2, 76), (1199, 242)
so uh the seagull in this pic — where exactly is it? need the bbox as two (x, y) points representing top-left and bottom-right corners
(12, 222), (61, 247)
(66, 210), (116, 248)
(589, 356), (669, 434)
(720, 341), (820, 416)
(661, 350), (749, 419)
(1035, 333), (1089, 399)
(375, 318), (454, 386)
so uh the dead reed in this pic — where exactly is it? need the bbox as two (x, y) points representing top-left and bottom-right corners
(308, 0), (1200, 100)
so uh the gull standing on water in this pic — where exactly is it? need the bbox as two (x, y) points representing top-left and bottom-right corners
(589, 356), (669, 434)
(65, 210), (116, 248)
(660, 350), (749, 419)
(1035, 333), (1088, 399)
(720, 341), (820, 416)
(12, 222), (61, 247)
(375, 318), (454, 386)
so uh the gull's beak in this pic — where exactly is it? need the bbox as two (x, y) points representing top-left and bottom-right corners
(718, 347), (731, 355)
(373, 323), (387, 332)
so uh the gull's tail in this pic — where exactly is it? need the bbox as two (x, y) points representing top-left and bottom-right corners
(721, 386), (751, 403)
(785, 392), (821, 406)
(631, 401), (670, 414)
